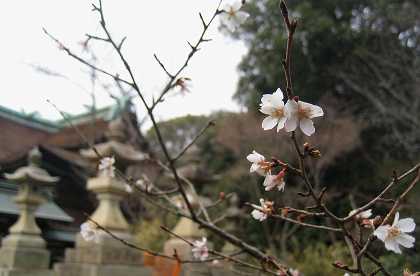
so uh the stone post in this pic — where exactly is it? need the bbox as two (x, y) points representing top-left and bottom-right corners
(163, 193), (211, 276)
(54, 118), (152, 276)
(87, 176), (130, 234)
(0, 148), (58, 276)
(54, 174), (152, 276)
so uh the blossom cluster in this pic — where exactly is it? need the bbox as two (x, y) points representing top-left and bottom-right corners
(192, 237), (209, 261)
(80, 222), (99, 243)
(247, 150), (286, 193)
(220, 1), (249, 32)
(373, 212), (416, 254)
(251, 199), (274, 221)
(260, 88), (323, 136)
(98, 156), (116, 178)
(246, 87), (417, 258)
(247, 88), (324, 222)
(349, 209), (416, 254)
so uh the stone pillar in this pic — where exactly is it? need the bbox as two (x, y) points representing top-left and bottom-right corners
(55, 122), (152, 276)
(163, 217), (205, 260)
(0, 148), (58, 276)
(163, 193), (211, 276)
(54, 172), (152, 276)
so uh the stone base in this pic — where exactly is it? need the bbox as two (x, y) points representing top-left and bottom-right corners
(62, 233), (144, 265)
(180, 263), (213, 276)
(0, 268), (54, 276)
(54, 232), (152, 276)
(0, 247), (50, 270)
(54, 263), (152, 276)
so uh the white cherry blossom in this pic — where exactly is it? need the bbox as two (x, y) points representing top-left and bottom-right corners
(284, 99), (324, 136)
(192, 237), (209, 261)
(175, 77), (192, 95)
(251, 199), (274, 222)
(246, 150), (271, 176)
(263, 170), (286, 192)
(348, 209), (372, 220)
(373, 212), (416, 254)
(289, 269), (301, 276)
(80, 222), (99, 243)
(125, 184), (133, 193)
(259, 88), (288, 132)
(220, 1), (249, 32)
(98, 156), (116, 178)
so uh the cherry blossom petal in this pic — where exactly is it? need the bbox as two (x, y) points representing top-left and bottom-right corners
(251, 209), (266, 221)
(260, 94), (273, 105)
(392, 212), (400, 227)
(299, 101), (324, 118)
(309, 104), (324, 118)
(222, 3), (231, 11)
(262, 116), (279, 130)
(284, 116), (298, 132)
(263, 175), (276, 191)
(397, 218), (416, 233)
(277, 181), (285, 191)
(285, 99), (298, 117)
(250, 163), (260, 173)
(373, 225), (389, 241)
(300, 118), (315, 136)
(396, 233), (415, 248)
(236, 11), (249, 24)
(360, 209), (372, 219)
(256, 168), (267, 176)
(260, 104), (276, 115)
(247, 151), (264, 163)
(232, 1), (242, 11)
(269, 89), (284, 107)
(384, 239), (402, 254)
(277, 116), (287, 132)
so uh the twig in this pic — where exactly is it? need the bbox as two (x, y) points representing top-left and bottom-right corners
(271, 214), (342, 232)
(172, 120), (215, 162)
(42, 28), (132, 86)
(87, 216), (175, 260)
(149, 0), (223, 112)
(153, 54), (174, 78)
(160, 226), (289, 275)
(342, 163), (420, 222)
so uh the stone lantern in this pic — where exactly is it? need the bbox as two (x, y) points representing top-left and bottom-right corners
(164, 192), (206, 259)
(0, 147), (58, 275)
(79, 118), (147, 237)
(54, 118), (152, 276)
(162, 191), (210, 276)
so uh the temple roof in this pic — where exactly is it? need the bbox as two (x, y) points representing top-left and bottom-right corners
(0, 99), (130, 164)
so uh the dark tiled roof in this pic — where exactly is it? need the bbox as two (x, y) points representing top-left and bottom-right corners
(0, 104), (124, 163)
(0, 181), (73, 222)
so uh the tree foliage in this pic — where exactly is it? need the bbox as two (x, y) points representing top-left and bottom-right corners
(232, 0), (420, 158)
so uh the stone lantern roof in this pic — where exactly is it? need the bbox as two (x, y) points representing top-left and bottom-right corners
(80, 118), (148, 169)
(4, 147), (59, 185)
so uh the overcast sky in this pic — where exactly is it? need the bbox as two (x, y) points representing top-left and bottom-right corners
(0, 0), (247, 123)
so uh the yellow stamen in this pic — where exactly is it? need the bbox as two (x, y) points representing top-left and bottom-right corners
(272, 108), (284, 118)
(298, 105), (311, 119)
(258, 161), (272, 173)
(387, 227), (401, 239)
(228, 8), (236, 17)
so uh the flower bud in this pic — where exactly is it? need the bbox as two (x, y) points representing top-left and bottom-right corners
(281, 207), (290, 217)
(219, 192), (225, 200)
(297, 214), (306, 222)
